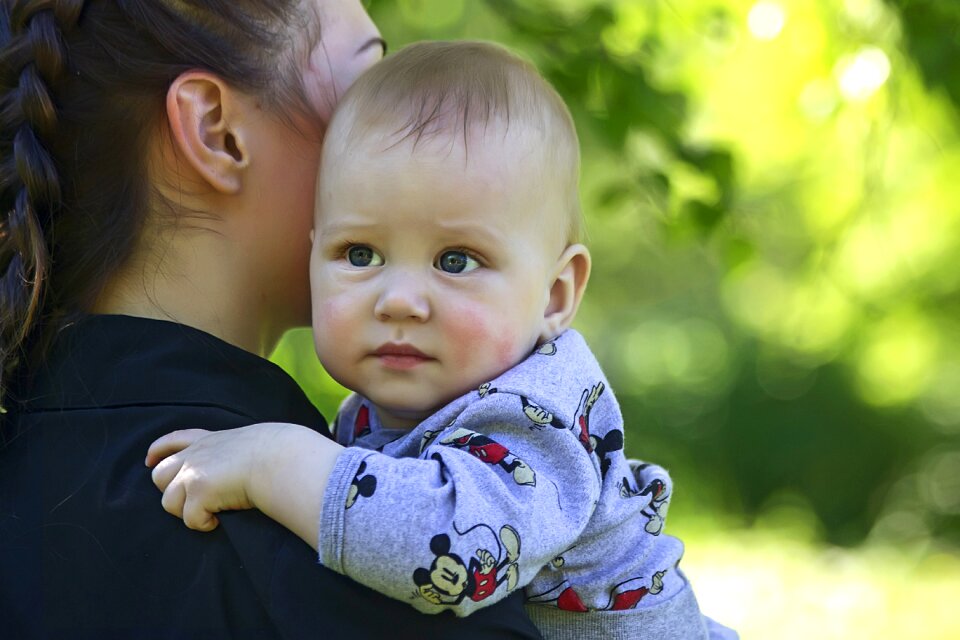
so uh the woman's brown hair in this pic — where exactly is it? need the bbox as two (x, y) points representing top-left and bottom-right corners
(0, 0), (317, 408)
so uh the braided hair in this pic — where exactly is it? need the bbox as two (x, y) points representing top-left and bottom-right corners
(0, 0), (316, 409)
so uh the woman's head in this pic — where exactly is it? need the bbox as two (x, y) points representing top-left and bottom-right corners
(0, 0), (382, 402)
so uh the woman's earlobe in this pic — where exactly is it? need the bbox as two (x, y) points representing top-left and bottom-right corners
(165, 72), (248, 195)
(540, 244), (592, 342)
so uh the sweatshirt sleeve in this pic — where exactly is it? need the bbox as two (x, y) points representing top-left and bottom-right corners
(318, 389), (603, 617)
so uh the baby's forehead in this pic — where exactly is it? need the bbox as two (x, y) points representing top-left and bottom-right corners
(324, 124), (543, 200)
(320, 106), (579, 245)
(333, 106), (548, 159)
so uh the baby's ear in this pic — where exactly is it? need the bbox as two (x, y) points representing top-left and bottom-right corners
(540, 244), (591, 342)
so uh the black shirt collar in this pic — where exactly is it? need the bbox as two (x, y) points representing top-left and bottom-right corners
(18, 314), (325, 428)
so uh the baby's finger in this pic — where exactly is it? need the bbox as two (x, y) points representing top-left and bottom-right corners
(182, 494), (220, 532)
(160, 480), (187, 520)
(151, 454), (184, 492)
(145, 429), (212, 467)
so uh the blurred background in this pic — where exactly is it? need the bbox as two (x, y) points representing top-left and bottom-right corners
(273, 0), (960, 636)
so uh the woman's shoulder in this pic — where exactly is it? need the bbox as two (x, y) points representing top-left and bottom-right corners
(0, 314), (325, 636)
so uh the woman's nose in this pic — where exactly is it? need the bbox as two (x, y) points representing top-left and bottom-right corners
(374, 275), (431, 322)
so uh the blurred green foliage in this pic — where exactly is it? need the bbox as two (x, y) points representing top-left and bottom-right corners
(273, 0), (960, 550)
(887, 0), (960, 108)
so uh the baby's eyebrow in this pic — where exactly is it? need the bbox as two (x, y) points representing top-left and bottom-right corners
(433, 221), (505, 246)
(317, 220), (380, 236)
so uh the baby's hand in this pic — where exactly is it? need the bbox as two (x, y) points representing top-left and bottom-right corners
(146, 425), (280, 532)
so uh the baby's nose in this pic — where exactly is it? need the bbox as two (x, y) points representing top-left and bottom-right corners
(374, 276), (430, 322)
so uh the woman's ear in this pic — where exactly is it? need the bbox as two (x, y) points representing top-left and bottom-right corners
(540, 244), (591, 343)
(165, 71), (250, 195)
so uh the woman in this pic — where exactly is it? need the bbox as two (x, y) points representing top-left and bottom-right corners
(0, 1), (541, 637)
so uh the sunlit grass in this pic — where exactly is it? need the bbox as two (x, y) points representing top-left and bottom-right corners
(681, 526), (960, 639)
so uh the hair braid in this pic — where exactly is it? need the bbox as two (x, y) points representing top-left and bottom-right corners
(0, 0), (83, 407)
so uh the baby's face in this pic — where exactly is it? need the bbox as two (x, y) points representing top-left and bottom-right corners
(310, 128), (567, 428)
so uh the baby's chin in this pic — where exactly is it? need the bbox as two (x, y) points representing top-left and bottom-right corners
(371, 364), (528, 429)
(370, 388), (472, 430)
(371, 403), (435, 430)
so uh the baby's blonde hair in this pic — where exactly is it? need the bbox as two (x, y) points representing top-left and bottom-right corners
(325, 40), (583, 244)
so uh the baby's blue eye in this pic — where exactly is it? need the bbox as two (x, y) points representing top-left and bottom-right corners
(347, 245), (383, 267)
(436, 250), (480, 274)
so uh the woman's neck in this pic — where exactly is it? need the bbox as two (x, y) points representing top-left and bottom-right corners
(93, 228), (285, 357)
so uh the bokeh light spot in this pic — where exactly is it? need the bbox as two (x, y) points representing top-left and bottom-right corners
(856, 313), (937, 406)
(624, 318), (731, 393)
(748, 1), (786, 41)
(836, 46), (891, 101)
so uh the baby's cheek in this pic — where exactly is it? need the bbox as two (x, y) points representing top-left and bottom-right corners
(445, 303), (526, 381)
(313, 296), (345, 339)
(312, 297), (357, 365)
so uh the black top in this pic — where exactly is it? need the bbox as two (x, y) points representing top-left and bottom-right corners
(0, 315), (541, 640)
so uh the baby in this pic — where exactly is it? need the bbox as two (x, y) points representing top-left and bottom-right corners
(149, 41), (736, 639)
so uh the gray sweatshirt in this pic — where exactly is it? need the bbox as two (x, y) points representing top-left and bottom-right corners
(319, 330), (736, 639)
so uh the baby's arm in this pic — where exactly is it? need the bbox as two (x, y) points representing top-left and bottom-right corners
(147, 394), (602, 618)
(319, 392), (602, 617)
(146, 423), (343, 551)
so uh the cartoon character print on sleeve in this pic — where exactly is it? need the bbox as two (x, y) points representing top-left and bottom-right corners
(526, 580), (590, 612)
(345, 460), (377, 509)
(520, 381), (607, 457)
(589, 429), (623, 480)
(526, 569), (667, 613)
(424, 427), (536, 487)
(478, 382), (497, 398)
(419, 428), (443, 453)
(523, 551), (593, 612)
(619, 465), (671, 535)
(520, 396), (564, 430)
(535, 341), (558, 356)
(603, 570), (666, 610)
(573, 382), (605, 453)
(413, 524), (521, 607)
(418, 416), (459, 454)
